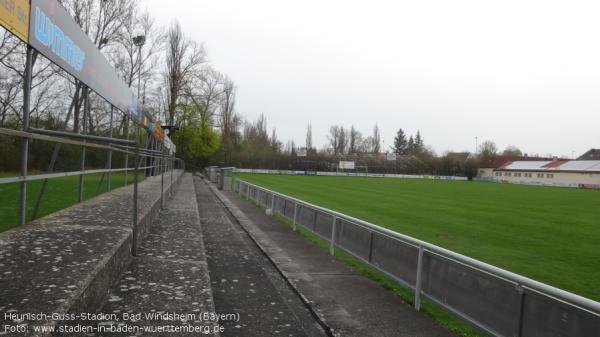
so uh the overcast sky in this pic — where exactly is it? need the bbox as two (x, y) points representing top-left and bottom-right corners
(144, 0), (599, 158)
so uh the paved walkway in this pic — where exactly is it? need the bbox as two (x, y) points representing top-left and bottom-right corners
(194, 177), (328, 337)
(209, 178), (454, 337)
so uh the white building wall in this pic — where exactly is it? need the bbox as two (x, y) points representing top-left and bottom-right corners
(478, 168), (495, 178)
(493, 171), (600, 188)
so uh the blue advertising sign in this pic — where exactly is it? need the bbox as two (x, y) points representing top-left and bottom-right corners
(28, 0), (173, 150)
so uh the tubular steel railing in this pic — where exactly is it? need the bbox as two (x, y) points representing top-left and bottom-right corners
(0, 63), (184, 255)
(234, 179), (600, 337)
(1, 123), (184, 256)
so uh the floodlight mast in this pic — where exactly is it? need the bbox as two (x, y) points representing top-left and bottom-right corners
(131, 34), (145, 256)
(133, 35), (146, 99)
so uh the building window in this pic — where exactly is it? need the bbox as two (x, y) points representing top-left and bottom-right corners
(537, 173), (543, 178)
(547, 173), (554, 179)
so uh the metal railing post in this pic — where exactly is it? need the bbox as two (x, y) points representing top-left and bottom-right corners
(19, 46), (33, 226)
(132, 123), (140, 256)
(31, 84), (80, 221)
(78, 87), (89, 203)
(269, 192), (275, 210)
(330, 215), (337, 256)
(516, 285), (526, 337)
(414, 245), (424, 310)
(368, 231), (374, 262)
(124, 115), (129, 186)
(292, 202), (298, 231)
(107, 105), (113, 191)
(160, 143), (164, 209)
(152, 138), (157, 176)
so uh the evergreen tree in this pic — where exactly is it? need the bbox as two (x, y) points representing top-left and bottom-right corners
(393, 128), (407, 154)
(415, 131), (424, 153)
(407, 136), (415, 155)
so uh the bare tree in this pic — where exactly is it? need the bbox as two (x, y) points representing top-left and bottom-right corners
(164, 21), (205, 126)
(112, 9), (165, 134)
(219, 78), (238, 163)
(372, 123), (381, 154)
(338, 126), (348, 155)
(328, 125), (341, 155)
(349, 125), (362, 154)
(306, 123), (313, 150)
(60, 0), (137, 132)
(184, 66), (223, 120)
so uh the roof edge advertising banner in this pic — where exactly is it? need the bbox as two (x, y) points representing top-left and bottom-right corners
(28, 0), (173, 151)
(0, 0), (30, 42)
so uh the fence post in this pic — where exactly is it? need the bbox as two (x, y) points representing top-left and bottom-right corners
(107, 105), (113, 191)
(19, 46), (33, 226)
(292, 202), (298, 231)
(160, 144), (164, 209)
(516, 285), (525, 337)
(414, 245), (424, 310)
(132, 124), (140, 256)
(124, 148), (129, 186)
(330, 216), (337, 256)
(368, 231), (374, 262)
(78, 88), (89, 203)
(270, 193), (275, 212)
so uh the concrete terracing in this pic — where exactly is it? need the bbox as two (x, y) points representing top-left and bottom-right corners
(66, 173), (218, 337)
(0, 170), (183, 336)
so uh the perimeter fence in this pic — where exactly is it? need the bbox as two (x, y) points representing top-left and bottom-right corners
(235, 179), (600, 337)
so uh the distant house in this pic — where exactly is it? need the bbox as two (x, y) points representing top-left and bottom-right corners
(477, 155), (550, 178)
(578, 149), (600, 160)
(484, 159), (600, 188)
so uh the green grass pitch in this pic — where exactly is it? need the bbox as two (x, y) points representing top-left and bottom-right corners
(0, 172), (139, 233)
(235, 173), (600, 302)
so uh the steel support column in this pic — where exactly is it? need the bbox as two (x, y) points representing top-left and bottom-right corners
(18, 46), (34, 226)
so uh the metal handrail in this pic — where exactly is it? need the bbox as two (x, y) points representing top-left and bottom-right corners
(236, 179), (600, 316)
(28, 127), (136, 145)
(0, 127), (134, 154)
(0, 166), (156, 185)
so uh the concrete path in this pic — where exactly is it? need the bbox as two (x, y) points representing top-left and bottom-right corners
(193, 177), (328, 337)
(208, 179), (454, 337)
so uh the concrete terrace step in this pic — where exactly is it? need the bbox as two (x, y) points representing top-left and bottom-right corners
(74, 173), (218, 337)
(0, 170), (183, 337)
